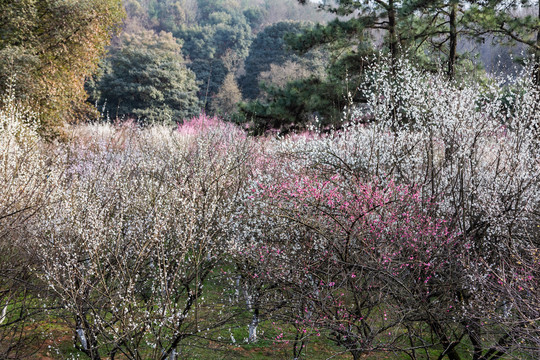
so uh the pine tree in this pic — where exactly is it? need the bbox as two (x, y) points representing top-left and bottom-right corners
(465, 1), (540, 85)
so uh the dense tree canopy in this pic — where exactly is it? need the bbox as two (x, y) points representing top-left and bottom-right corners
(240, 21), (313, 100)
(119, 0), (332, 115)
(465, 0), (540, 84)
(241, 17), (374, 133)
(96, 30), (200, 123)
(174, 8), (252, 110)
(0, 0), (124, 134)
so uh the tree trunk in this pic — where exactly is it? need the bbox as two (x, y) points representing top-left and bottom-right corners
(77, 314), (101, 360)
(448, 1), (458, 80)
(534, 3), (540, 86)
(429, 319), (462, 360)
(248, 307), (259, 343)
(388, 0), (398, 63)
(350, 349), (363, 360)
(465, 321), (482, 360)
(0, 301), (7, 325)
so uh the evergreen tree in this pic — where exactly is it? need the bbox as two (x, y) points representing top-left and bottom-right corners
(240, 21), (312, 100)
(174, 6), (252, 110)
(97, 30), (200, 123)
(241, 13), (377, 133)
(240, 75), (352, 135)
(465, 0), (540, 85)
(398, 0), (462, 79)
(296, 0), (415, 62)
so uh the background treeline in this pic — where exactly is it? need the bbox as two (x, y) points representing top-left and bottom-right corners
(87, 0), (334, 127)
(84, 0), (540, 133)
(1, 0), (539, 135)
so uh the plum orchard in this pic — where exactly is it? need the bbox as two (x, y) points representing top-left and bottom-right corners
(251, 58), (540, 359)
(235, 174), (467, 359)
(0, 59), (538, 360)
(33, 115), (255, 359)
(0, 86), (62, 359)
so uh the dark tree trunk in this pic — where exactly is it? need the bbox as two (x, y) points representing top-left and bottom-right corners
(534, 4), (540, 86)
(77, 314), (101, 360)
(465, 321), (482, 360)
(448, 1), (458, 80)
(388, 0), (398, 63)
(429, 320), (462, 360)
(350, 348), (363, 360)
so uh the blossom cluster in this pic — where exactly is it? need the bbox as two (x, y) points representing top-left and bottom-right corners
(0, 59), (538, 359)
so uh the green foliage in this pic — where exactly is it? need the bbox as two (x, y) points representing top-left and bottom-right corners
(243, 7), (267, 32)
(239, 1), (406, 132)
(296, 0), (407, 60)
(197, 0), (242, 18)
(147, 0), (190, 33)
(241, 75), (358, 135)
(464, 1), (540, 84)
(465, 1), (539, 47)
(240, 17), (373, 133)
(0, 0), (124, 135)
(240, 21), (313, 100)
(174, 7), (252, 110)
(96, 30), (200, 123)
(123, 0), (199, 31)
(117, 0), (334, 116)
